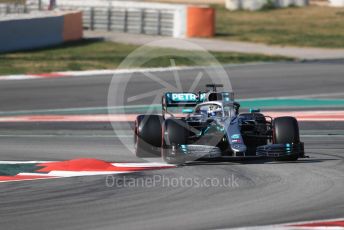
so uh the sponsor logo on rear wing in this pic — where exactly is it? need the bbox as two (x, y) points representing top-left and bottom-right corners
(164, 93), (206, 107)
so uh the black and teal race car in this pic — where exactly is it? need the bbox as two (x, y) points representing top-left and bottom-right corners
(134, 84), (305, 164)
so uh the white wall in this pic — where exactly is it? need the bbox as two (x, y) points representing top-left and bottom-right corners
(225, 0), (308, 11)
(329, 0), (344, 6)
(53, 0), (188, 37)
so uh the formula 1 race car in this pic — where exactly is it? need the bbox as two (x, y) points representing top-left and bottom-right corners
(134, 84), (305, 164)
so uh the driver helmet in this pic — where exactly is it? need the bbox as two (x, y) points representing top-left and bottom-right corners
(207, 105), (222, 117)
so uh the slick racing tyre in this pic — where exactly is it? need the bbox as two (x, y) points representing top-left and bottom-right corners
(273, 116), (300, 161)
(134, 115), (163, 158)
(161, 119), (188, 165)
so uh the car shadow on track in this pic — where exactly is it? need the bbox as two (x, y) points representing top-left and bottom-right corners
(183, 157), (336, 166)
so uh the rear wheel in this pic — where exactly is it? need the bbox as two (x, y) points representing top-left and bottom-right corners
(273, 116), (300, 161)
(161, 119), (188, 164)
(134, 115), (163, 158)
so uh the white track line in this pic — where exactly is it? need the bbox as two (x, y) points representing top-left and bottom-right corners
(0, 63), (269, 81)
(0, 66), (206, 81)
(227, 218), (344, 230)
(0, 177), (59, 183)
(0, 75), (41, 81)
(19, 171), (130, 177)
(112, 162), (174, 167)
(0, 161), (173, 167)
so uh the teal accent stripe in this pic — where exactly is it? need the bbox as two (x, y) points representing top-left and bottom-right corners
(237, 98), (344, 108)
(0, 164), (41, 176)
(0, 98), (344, 116)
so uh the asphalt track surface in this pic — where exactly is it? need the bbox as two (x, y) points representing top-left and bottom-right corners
(0, 62), (343, 230)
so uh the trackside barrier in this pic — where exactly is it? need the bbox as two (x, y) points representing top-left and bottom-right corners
(225, 0), (308, 10)
(187, 6), (215, 38)
(0, 11), (83, 53)
(63, 11), (83, 42)
(329, 0), (344, 6)
(82, 7), (176, 36)
(0, 1), (215, 38)
(0, 3), (39, 14)
(41, 1), (214, 38)
(50, 0), (186, 37)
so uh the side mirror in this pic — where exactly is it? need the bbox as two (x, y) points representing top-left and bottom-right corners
(234, 102), (240, 115)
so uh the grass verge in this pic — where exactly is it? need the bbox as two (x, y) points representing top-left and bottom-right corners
(0, 0), (25, 3)
(216, 5), (344, 48)
(0, 39), (291, 75)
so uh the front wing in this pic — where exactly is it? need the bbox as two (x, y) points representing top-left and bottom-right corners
(256, 143), (305, 158)
(171, 142), (304, 160)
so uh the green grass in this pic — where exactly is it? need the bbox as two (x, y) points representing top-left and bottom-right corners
(215, 5), (344, 48)
(0, 39), (291, 75)
(0, 0), (25, 3)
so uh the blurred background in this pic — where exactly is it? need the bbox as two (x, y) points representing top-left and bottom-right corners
(0, 0), (343, 74)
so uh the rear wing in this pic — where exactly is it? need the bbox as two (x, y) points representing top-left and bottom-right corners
(161, 91), (235, 118)
(162, 92), (206, 117)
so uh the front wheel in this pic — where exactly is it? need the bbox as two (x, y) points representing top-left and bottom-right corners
(273, 116), (300, 161)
